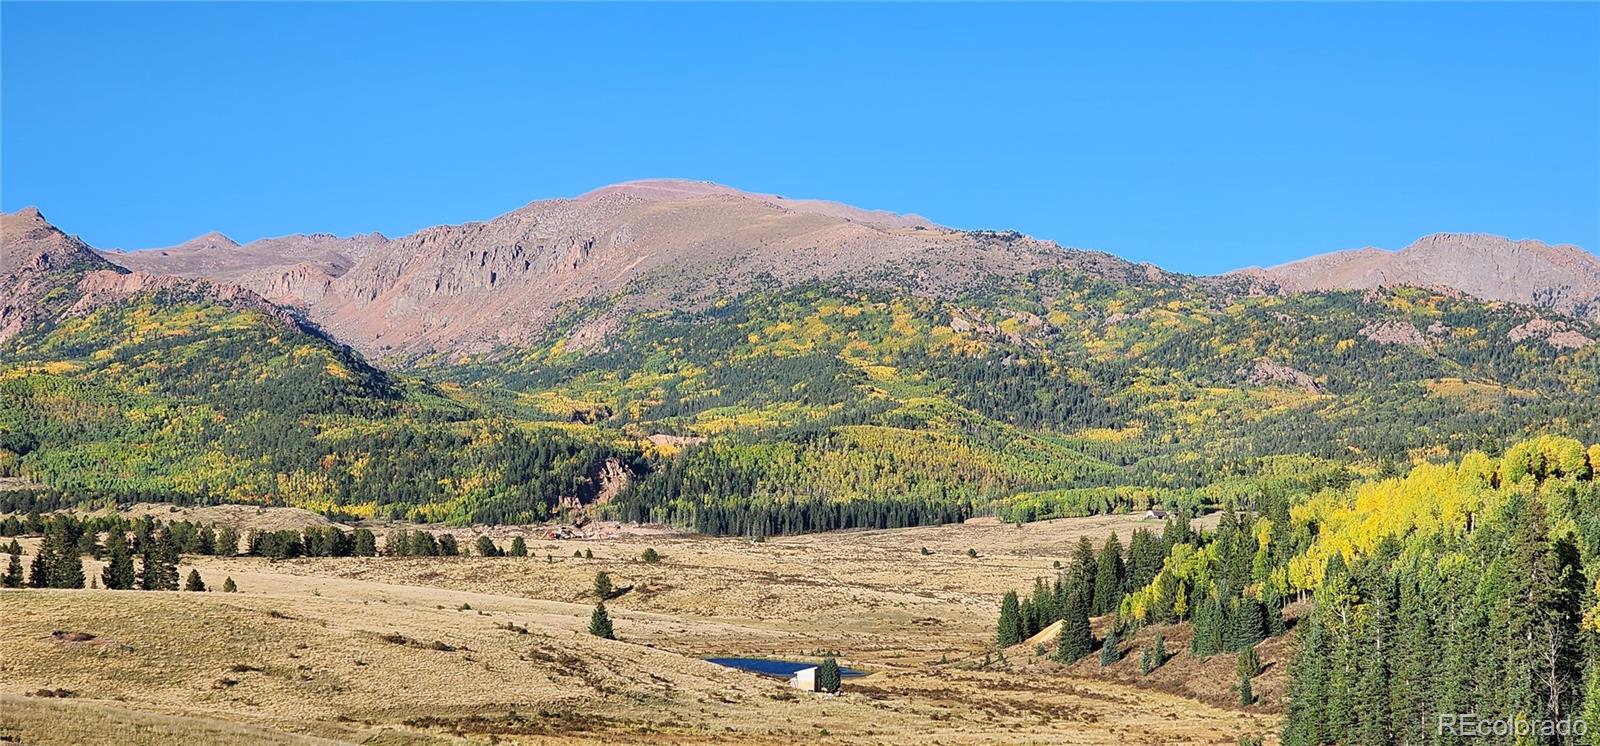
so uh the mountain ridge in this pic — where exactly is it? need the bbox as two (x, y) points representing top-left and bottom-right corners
(12, 181), (1599, 360)
(1230, 232), (1600, 320)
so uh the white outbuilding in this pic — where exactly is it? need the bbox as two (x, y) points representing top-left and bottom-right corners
(788, 666), (818, 691)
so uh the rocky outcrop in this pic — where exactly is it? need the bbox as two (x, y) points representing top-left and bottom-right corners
(1232, 233), (1600, 321)
(1359, 320), (1431, 348)
(1508, 317), (1594, 350)
(1238, 358), (1323, 393)
(3, 208), (308, 342)
(2, 207), (124, 341)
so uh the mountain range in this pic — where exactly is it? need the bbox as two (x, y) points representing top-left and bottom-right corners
(88, 179), (1600, 362)
(3, 180), (1598, 532)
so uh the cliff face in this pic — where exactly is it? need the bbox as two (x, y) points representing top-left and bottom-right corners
(91, 180), (1166, 359)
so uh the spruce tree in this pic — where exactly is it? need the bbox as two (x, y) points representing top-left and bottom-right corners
(29, 549), (47, 588)
(509, 537), (528, 557)
(101, 537), (136, 590)
(594, 571), (613, 600)
(1191, 589), (1223, 658)
(1237, 645), (1260, 678)
(1092, 533), (1125, 616)
(1099, 625), (1121, 667)
(475, 535), (498, 557)
(4, 539), (21, 555)
(1261, 583), (1287, 636)
(39, 525), (85, 589)
(996, 590), (1024, 647)
(1153, 632), (1166, 667)
(1055, 583), (1093, 664)
(1227, 596), (1265, 651)
(140, 534), (179, 591)
(1239, 672), (1255, 706)
(184, 569), (206, 591)
(589, 601), (615, 639)
(1072, 537), (1098, 610)
(2, 553), (21, 588)
(1140, 646), (1152, 675)
(352, 528), (376, 557)
(818, 656), (842, 693)
(222, 576), (238, 593)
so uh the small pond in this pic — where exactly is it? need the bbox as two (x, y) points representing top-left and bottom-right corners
(705, 657), (866, 678)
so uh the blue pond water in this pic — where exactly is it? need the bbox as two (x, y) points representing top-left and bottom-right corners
(705, 657), (865, 678)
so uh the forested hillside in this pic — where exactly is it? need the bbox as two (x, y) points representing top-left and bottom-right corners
(5, 205), (1598, 535)
(990, 436), (1600, 742)
(0, 211), (644, 524)
(444, 270), (1600, 534)
(0, 290), (644, 523)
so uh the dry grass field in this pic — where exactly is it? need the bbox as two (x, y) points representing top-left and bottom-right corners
(1, 512), (1280, 745)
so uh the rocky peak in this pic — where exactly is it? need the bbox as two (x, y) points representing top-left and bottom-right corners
(1232, 233), (1600, 320)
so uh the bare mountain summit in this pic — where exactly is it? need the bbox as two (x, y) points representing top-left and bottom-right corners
(1233, 233), (1600, 320)
(2, 207), (303, 342)
(92, 179), (1162, 359)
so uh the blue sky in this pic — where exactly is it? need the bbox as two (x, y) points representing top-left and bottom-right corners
(3, 2), (1595, 274)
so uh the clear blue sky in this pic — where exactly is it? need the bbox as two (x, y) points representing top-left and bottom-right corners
(3, 2), (1596, 274)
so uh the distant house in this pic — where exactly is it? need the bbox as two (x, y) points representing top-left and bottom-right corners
(1144, 509), (1168, 520)
(788, 666), (818, 691)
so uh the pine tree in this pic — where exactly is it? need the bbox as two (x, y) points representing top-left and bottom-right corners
(1227, 596), (1265, 651)
(184, 569), (206, 592)
(1496, 497), (1584, 726)
(1191, 588), (1224, 658)
(475, 535), (498, 557)
(222, 576), (238, 593)
(509, 537), (528, 557)
(997, 590), (1024, 647)
(1261, 583), (1287, 636)
(2, 553), (21, 588)
(1055, 582), (1093, 664)
(589, 601), (615, 639)
(101, 537), (136, 590)
(140, 533), (179, 591)
(4, 539), (21, 555)
(1100, 625), (1121, 667)
(818, 656), (842, 693)
(39, 524), (85, 589)
(28, 549), (46, 588)
(1237, 645), (1260, 678)
(1072, 537), (1098, 612)
(642, 548), (661, 563)
(352, 528), (377, 557)
(1092, 533), (1126, 616)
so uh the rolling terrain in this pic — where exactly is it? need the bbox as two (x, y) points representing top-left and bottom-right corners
(0, 512), (1280, 746)
(4, 185), (1599, 534)
(3, 183), (1599, 746)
